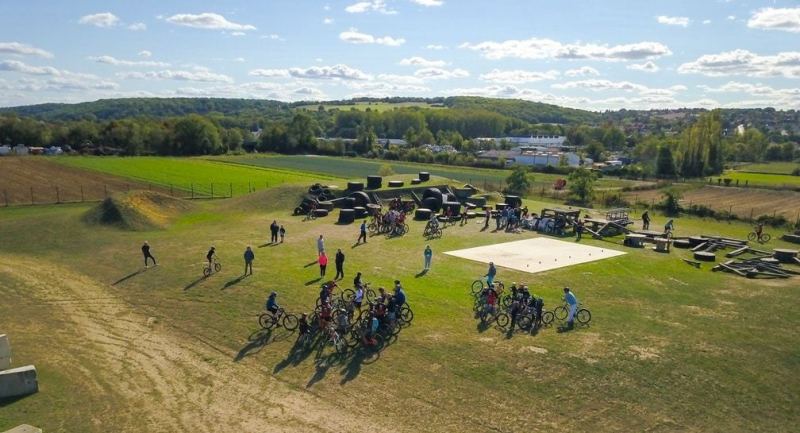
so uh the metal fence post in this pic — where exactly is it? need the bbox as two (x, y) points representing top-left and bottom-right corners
(211, 183), (214, 199)
(30, 187), (34, 205)
(170, 184), (174, 196)
(104, 185), (108, 198)
(80, 185), (84, 202)
(191, 183), (194, 199)
(56, 187), (60, 204)
(230, 182), (233, 197)
(3, 190), (7, 207)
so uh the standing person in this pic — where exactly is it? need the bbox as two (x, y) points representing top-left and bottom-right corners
(354, 272), (363, 289)
(357, 220), (368, 244)
(243, 246), (255, 276)
(563, 287), (578, 329)
(141, 241), (156, 268)
(423, 245), (432, 271)
(484, 207), (491, 229)
(642, 211), (651, 230)
(270, 220), (279, 243)
(334, 249), (345, 280)
(486, 262), (497, 286)
(495, 208), (502, 230)
(279, 225), (286, 243)
(664, 219), (675, 235)
(575, 220), (584, 241)
(318, 251), (328, 278)
(317, 235), (325, 256)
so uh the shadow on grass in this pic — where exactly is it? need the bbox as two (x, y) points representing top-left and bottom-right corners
(234, 328), (272, 362)
(183, 276), (206, 291)
(257, 243), (272, 248)
(112, 268), (148, 286)
(303, 261), (317, 268)
(415, 269), (428, 278)
(304, 277), (322, 286)
(351, 242), (365, 249)
(222, 275), (246, 290)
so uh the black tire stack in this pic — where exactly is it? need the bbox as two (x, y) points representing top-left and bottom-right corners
(441, 201), (462, 215)
(388, 180), (404, 188)
(338, 208), (355, 224)
(421, 188), (443, 212)
(367, 175), (382, 189)
(349, 191), (370, 207)
(505, 195), (522, 208)
(353, 207), (368, 218)
(419, 172), (430, 182)
(347, 181), (364, 191)
(415, 208), (432, 220)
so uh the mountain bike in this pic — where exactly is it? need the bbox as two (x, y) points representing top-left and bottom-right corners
(471, 278), (504, 296)
(258, 308), (300, 331)
(203, 257), (222, 277)
(747, 231), (771, 243)
(553, 302), (592, 325)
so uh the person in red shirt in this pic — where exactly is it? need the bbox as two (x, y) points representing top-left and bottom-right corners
(318, 252), (328, 278)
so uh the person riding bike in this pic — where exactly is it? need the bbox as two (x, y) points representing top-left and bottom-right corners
(532, 296), (544, 329)
(206, 246), (216, 268)
(297, 313), (310, 337)
(754, 222), (764, 238)
(354, 285), (364, 310)
(485, 284), (498, 316)
(265, 292), (280, 315)
(486, 262), (497, 286)
(393, 280), (406, 309)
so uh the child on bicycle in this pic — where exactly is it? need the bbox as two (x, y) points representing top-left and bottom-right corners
(206, 246), (216, 267)
(265, 292), (279, 315)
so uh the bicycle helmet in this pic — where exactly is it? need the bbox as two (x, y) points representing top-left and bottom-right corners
(269, 291), (277, 297)
(563, 287), (570, 292)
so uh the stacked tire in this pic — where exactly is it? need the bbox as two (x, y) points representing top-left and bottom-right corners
(347, 181), (364, 191)
(353, 207), (368, 218)
(415, 208), (432, 220)
(388, 180), (404, 188)
(338, 209), (355, 224)
(505, 195), (522, 208)
(367, 175), (382, 189)
(421, 187), (444, 212)
(349, 191), (370, 207)
(419, 172), (430, 182)
(442, 201), (461, 215)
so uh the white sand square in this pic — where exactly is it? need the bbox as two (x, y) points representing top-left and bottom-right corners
(444, 237), (625, 274)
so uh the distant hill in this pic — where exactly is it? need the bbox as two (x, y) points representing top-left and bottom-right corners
(443, 96), (601, 124)
(0, 98), (293, 121)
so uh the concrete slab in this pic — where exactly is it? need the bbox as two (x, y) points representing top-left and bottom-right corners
(0, 365), (38, 399)
(0, 334), (11, 370)
(445, 237), (626, 275)
(2, 425), (42, 433)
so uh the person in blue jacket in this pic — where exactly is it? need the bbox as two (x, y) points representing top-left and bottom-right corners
(243, 246), (255, 276)
(564, 287), (578, 329)
(486, 262), (497, 286)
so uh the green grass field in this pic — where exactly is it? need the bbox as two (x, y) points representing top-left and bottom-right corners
(54, 156), (340, 197)
(721, 170), (800, 188)
(295, 101), (445, 112)
(1, 181), (798, 432)
(222, 155), (643, 191)
(736, 162), (800, 175)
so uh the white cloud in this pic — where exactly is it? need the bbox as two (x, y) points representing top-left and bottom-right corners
(0, 42), (53, 58)
(747, 7), (800, 33)
(678, 49), (800, 79)
(410, 0), (444, 6)
(414, 67), (469, 80)
(702, 19), (711, 25)
(564, 66), (600, 77)
(118, 69), (234, 83)
(0, 60), (61, 76)
(250, 64), (372, 81)
(323, 17), (334, 24)
(339, 28), (405, 46)
(233, 57), (246, 63)
(138, 50), (152, 58)
(425, 44), (446, 50)
(88, 55), (170, 67)
(656, 16), (690, 27)
(460, 37), (671, 61)
(552, 79), (682, 97)
(165, 13), (256, 31)
(627, 61), (660, 73)
(727, 15), (736, 21)
(260, 34), (282, 40)
(230, 31), (246, 37)
(345, 1), (397, 15)
(171, 82), (327, 101)
(399, 56), (446, 67)
(79, 12), (120, 28)
(480, 69), (559, 83)
(128, 22), (147, 31)
(375, 74), (426, 85)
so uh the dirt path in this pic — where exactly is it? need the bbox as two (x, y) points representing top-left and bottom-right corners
(1, 255), (397, 433)
(0, 157), (169, 205)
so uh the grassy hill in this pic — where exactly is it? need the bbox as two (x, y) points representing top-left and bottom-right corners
(0, 183), (798, 431)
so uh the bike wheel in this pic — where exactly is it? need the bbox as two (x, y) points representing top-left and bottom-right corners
(203, 267), (212, 278)
(340, 288), (355, 302)
(400, 306), (414, 324)
(554, 306), (568, 321)
(761, 234), (771, 243)
(542, 311), (554, 326)
(214, 263), (221, 272)
(334, 334), (347, 354)
(518, 314), (532, 330)
(496, 313), (509, 328)
(471, 280), (484, 295)
(365, 288), (376, 303)
(283, 314), (299, 331)
(496, 281), (505, 292)
(747, 232), (757, 242)
(501, 296), (512, 309)
(258, 313), (275, 329)
(577, 309), (592, 325)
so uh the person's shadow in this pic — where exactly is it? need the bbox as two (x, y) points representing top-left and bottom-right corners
(184, 276), (205, 291)
(222, 275), (246, 290)
(415, 269), (428, 278)
(234, 329), (272, 362)
(305, 277), (322, 286)
(303, 261), (317, 268)
(112, 268), (148, 285)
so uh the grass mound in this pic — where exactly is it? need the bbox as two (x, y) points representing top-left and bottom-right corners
(219, 184), (308, 213)
(84, 190), (194, 230)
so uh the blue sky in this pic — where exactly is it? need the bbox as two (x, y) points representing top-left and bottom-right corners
(0, 0), (798, 110)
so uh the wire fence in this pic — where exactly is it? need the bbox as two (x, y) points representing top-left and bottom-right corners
(1, 182), (282, 207)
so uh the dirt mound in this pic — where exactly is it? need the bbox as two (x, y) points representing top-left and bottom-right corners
(219, 184), (308, 213)
(84, 190), (193, 230)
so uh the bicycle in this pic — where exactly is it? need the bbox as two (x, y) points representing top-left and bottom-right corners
(470, 278), (505, 296)
(340, 283), (377, 305)
(423, 223), (443, 239)
(304, 208), (317, 221)
(747, 231), (771, 243)
(322, 323), (348, 354)
(553, 302), (592, 325)
(258, 308), (300, 331)
(203, 257), (222, 277)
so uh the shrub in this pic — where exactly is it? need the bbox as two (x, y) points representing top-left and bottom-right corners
(661, 189), (683, 216)
(378, 163), (395, 176)
(792, 167), (800, 176)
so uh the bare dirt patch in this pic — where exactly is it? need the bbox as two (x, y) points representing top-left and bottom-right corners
(0, 157), (168, 205)
(0, 254), (398, 433)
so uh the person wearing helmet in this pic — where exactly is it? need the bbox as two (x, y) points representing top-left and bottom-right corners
(336, 308), (350, 335)
(393, 280), (406, 308)
(206, 246), (216, 268)
(486, 262), (497, 286)
(564, 287), (578, 329)
(297, 313), (310, 338)
(265, 292), (279, 314)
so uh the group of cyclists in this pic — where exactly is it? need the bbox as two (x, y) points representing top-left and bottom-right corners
(370, 207), (408, 236)
(263, 275), (410, 351)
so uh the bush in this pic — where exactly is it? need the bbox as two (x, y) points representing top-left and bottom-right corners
(661, 189), (682, 216)
(792, 167), (800, 176)
(756, 214), (789, 227)
(378, 163), (395, 176)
